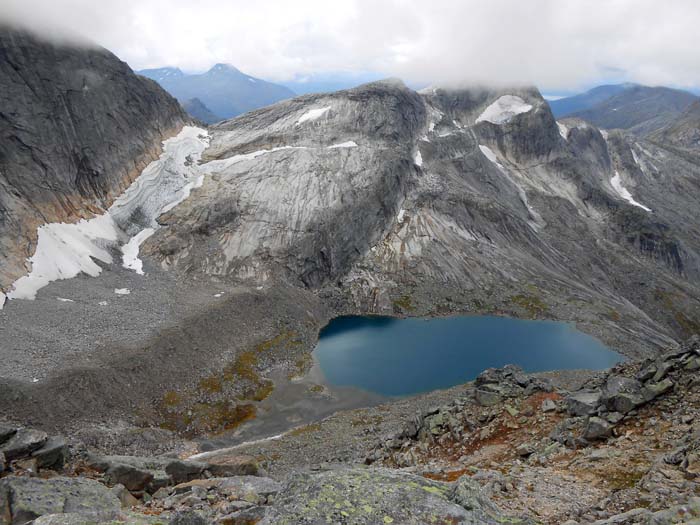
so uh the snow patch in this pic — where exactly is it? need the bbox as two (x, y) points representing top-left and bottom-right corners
(414, 150), (423, 167)
(397, 208), (407, 223)
(7, 126), (209, 303)
(0, 292), (5, 310)
(56, 297), (74, 302)
(122, 228), (155, 275)
(557, 122), (569, 140)
(327, 141), (358, 149)
(476, 95), (533, 125)
(600, 129), (609, 140)
(479, 145), (506, 171)
(202, 146), (305, 172)
(114, 288), (130, 295)
(297, 106), (331, 125)
(248, 78), (256, 83)
(611, 171), (651, 212)
(8, 215), (119, 300)
(98, 301), (108, 306)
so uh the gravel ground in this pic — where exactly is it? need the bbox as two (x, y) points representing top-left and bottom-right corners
(1, 254), (238, 382)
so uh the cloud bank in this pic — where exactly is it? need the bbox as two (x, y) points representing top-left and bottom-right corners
(2, 0), (700, 90)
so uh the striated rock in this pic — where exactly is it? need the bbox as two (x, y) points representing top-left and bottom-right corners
(0, 476), (120, 524)
(0, 428), (47, 461)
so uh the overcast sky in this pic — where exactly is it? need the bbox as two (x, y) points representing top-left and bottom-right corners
(2, 0), (700, 92)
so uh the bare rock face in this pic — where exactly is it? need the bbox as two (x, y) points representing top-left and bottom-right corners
(0, 27), (188, 291)
(145, 80), (700, 349)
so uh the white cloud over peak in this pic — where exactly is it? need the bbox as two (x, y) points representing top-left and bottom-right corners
(2, 0), (700, 91)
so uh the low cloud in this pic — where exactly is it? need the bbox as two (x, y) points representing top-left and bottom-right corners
(2, 0), (700, 91)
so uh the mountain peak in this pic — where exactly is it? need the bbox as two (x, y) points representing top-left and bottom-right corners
(208, 63), (242, 75)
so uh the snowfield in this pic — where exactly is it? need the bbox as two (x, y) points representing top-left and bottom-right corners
(297, 106), (331, 125)
(7, 126), (209, 303)
(476, 95), (533, 125)
(611, 171), (652, 212)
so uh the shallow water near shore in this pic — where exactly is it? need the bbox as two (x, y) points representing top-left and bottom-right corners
(199, 314), (621, 450)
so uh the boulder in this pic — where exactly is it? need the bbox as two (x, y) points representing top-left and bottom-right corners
(0, 476), (120, 524)
(258, 466), (523, 524)
(164, 460), (207, 485)
(87, 455), (171, 493)
(0, 426), (16, 445)
(0, 428), (48, 461)
(169, 510), (208, 525)
(475, 389), (501, 407)
(600, 376), (644, 414)
(111, 484), (139, 508)
(189, 451), (262, 477)
(104, 463), (154, 492)
(218, 506), (266, 525)
(641, 379), (674, 402)
(583, 417), (613, 440)
(31, 437), (68, 470)
(565, 391), (601, 416)
(540, 399), (557, 412)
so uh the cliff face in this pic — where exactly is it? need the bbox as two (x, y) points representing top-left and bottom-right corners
(143, 81), (700, 349)
(0, 28), (188, 291)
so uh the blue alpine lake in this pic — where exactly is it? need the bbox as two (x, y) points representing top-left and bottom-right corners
(313, 315), (623, 397)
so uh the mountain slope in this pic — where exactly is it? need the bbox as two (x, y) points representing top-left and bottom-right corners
(559, 85), (697, 135)
(144, 81), (700, 353)
(0, 27), (188, 294)
(139, 64), (295, 120)
(181, 97), (221, 124)
(549, 84), (631, 117)
(646, 99), (700, 151)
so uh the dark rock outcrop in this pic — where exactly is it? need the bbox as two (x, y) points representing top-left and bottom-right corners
(0, 27), (188, 291)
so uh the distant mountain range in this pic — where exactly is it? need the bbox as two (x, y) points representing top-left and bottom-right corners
(550, 83), (698, 135)
(138, 64), (295, 122)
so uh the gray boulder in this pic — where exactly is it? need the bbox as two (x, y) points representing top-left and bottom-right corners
(31, 437), (69, 470)
(641, 379), (674, 402)
(0, 428), (48, 461)
(104, 463), (154, 492)
(583, 417), (613, 440)
(0, 476), (120, 524)
(566, 391), (602, 416)
(259, 466), (525, 524)
(0, 426), (16, 444)
(600, 376), (644, 414)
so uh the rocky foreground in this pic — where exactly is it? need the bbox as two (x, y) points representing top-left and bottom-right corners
(2, 336), (700, 524)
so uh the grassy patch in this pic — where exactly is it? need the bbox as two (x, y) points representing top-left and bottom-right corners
(393, 295), (415, 313)
(509, 294), (549, 317)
